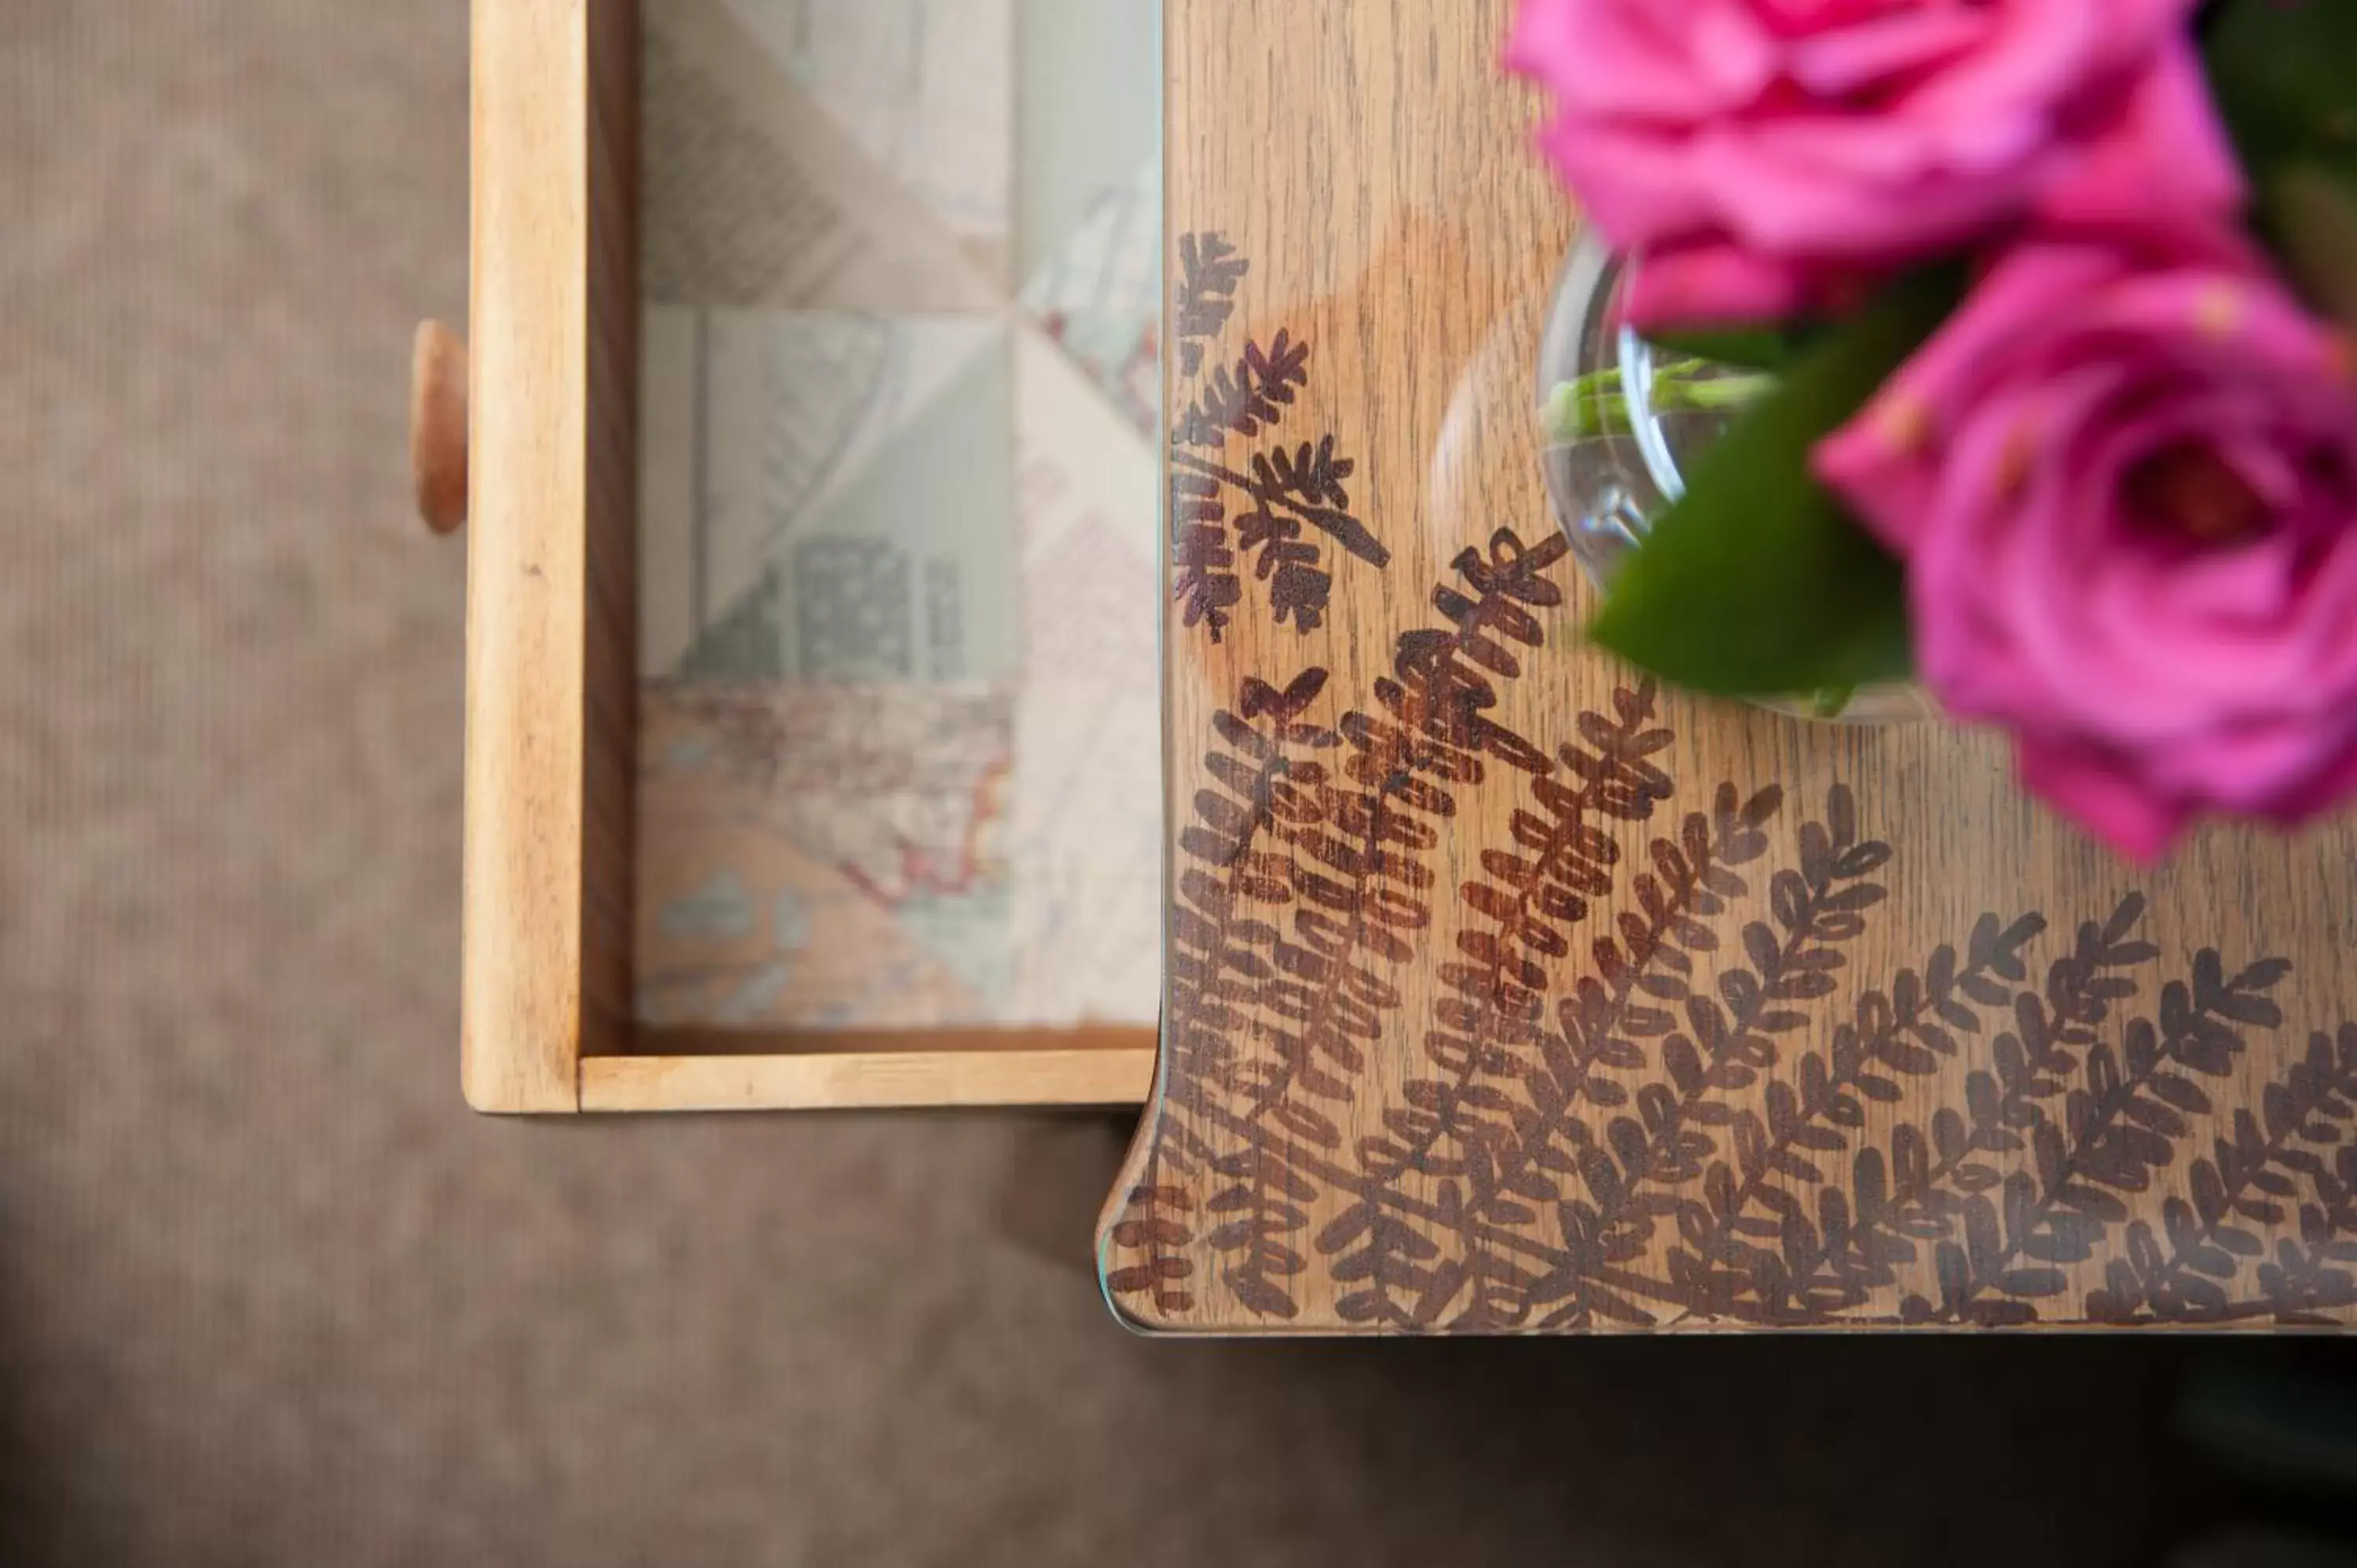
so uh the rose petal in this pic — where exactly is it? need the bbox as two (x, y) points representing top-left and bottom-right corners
(1782, 9), (1987, 97)
(1621, 240), (1816, 326)
(1507, 0), (1759, 119)
(2258, 729), (2357, 827)
(2014, 736), (2190, 861)
(1814, 244), (2126, 551)
(2145, 706), (2357, 811)
(1819, 223), (2357, 857)
(1508, 0), (2221, 323)
(1901, 0), (2106, 130)
(1693, 115), (2027, 254)
(1533, 119), (1719, 247)
(2033, 43), (2247, 233)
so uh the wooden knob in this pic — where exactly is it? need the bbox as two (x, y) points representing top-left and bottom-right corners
(411, 321), (469, 534)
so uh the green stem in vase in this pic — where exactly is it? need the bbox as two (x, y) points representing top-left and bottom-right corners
(1810, 683), (1857, 720)
(1543, 361), (1779, 443)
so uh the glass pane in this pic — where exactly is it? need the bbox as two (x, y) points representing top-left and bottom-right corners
(633, 0), (1165, 1036)
(1108, 0), (2357, 1335)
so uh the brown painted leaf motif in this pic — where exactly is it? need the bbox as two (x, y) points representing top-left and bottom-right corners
(1163, 529), (1582, 1321)
(1145, 683), (2347, 1328)
(1168, 233), (1386, 642)
(1137, 236), (2355, 1335)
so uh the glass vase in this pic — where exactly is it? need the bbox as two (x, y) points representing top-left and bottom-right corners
(1536, 233), (1928, 724)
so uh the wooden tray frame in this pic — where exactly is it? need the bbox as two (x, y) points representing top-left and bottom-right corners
(460, 0), (1157, 1113)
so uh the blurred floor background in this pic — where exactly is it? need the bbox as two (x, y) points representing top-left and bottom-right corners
(0, 5), (2349, 1566)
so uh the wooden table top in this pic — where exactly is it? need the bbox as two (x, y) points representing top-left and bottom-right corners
(1097, 0), (2357, 1334)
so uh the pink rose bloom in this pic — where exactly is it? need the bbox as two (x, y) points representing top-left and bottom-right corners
(1816, 237), (2357, 860)
(1505, 0), (2242, 325)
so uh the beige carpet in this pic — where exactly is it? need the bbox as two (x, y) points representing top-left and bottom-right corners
(0, 5), (2234, 1565)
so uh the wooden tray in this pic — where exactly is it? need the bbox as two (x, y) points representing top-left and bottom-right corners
(1098, 0), (2357, 1332)
(452, 0), (1154, 1113)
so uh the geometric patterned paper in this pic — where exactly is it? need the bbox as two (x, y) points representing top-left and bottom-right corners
(636, 0), (1164, 1031)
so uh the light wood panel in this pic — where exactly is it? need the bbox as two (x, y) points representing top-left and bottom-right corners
(1102, 0), (2357, 1332)
(464, 0), (638, 1112)
(583, 0), (643, 1056)
(583, 1050), (1155, 1113)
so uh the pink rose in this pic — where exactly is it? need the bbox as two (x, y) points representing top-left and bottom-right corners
(1816, 237), (2357, 860)
(1505, 0), (2242, 325)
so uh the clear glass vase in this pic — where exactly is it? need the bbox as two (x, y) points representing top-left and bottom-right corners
(1536, 233), (1928, 724)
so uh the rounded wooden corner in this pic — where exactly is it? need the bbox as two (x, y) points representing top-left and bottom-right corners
(459, 1009), (584, 1115)
(1095, 1240), (1197, 1337)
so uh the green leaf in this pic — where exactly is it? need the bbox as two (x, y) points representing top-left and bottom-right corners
(2264, 164), (2357, 333)
(2205, 1), (2357, 179)
(1643, 326), (1795, 373)
(2207, 3), (2357, 322)
(1589, 269), (1959, 698)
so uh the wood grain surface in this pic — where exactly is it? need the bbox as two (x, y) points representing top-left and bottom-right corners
(463, 0), (641, 1112)
(583, 1047), (1151, 1113)
(1100, 0), (2357, 1332)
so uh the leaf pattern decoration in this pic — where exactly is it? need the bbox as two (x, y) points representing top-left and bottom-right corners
(1127, 215), (2357, 1336)
(1103, 1138), (1204, 1318)
(1132, 713), (2348, 1329)
(2088, 1020), (2357, 1324)
(1175, 332), (1311, 451)
(1173, 230), (1246, 375)
(1666, 907), (2051, 1323)
(1164, 530), (1582, 1321)
(1166, 233), (1386, 642)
